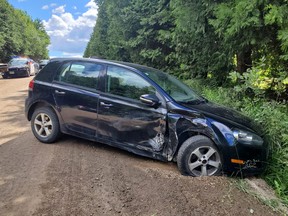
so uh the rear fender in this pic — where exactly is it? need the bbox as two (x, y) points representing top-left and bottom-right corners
(27, 100), (65, 132)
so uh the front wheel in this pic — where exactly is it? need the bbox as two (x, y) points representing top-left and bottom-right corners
(31, 107), (61, 143)
(177, 135), (222, 177)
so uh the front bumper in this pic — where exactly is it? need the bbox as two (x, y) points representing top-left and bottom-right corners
(222, 141), (268, 176)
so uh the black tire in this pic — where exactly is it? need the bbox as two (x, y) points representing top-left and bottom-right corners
(177, 135), (222, 177)
(31, 107), (61, 143)
(2, 74), (8, 79)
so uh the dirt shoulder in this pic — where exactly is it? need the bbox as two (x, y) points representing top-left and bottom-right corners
(0, 77), (281, 216)
(0, 77), (31, 145)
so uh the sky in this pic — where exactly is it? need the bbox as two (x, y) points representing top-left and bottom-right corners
(7, 0), (98, 58)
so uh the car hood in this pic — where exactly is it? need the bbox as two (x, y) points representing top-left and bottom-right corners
(182, 101), (261, 134)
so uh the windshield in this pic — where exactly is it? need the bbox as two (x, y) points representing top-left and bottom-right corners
(40, 60), (49, 64)
(9, 59), (28, 66)
(140, 67), (202, 103)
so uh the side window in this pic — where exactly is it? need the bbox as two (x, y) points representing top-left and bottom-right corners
(56, 61), (103, 89)
(106, 66), (156, 100)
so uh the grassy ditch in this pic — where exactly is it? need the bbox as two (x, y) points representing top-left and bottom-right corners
(184, 79), (288, 205)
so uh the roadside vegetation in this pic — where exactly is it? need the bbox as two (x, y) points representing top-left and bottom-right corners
(85, 0), (288, 204)
(184, 78), (288, 206)
(0, 0), (50, 62)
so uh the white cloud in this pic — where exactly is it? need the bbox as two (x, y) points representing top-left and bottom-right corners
(42, 5), (49, 10)
(43, 0), (98, 56)
(42, 3), (57, 10)
(85, 0), (96, 8)
(63, 52), (83, 57)
(73, 6), (77, 10)
(52, 5), (66, 14)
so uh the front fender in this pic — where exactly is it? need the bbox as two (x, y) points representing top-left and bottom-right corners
(166, 113), (221, 161)
(165, 113), (240, 172)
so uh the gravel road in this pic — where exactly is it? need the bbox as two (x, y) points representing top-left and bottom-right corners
(0, 76), (277, 216)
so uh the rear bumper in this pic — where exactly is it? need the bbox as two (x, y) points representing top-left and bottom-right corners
(2, 69), (28, 77)
(25, 96), (32, 120)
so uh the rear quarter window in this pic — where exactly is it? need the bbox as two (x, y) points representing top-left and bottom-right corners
(55, 61), (104, 90)
(35, 61), (62, 83)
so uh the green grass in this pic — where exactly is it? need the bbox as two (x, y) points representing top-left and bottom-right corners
(184, 79), (288, 206)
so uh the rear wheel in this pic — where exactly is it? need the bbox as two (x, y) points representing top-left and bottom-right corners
(177, 135), (222, 176)
(2, 74), (8, 79)
(31, 107), (61, 143)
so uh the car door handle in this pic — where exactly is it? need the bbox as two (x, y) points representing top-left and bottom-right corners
(100, 102), (113, 107)
(55, 90), (66, 95)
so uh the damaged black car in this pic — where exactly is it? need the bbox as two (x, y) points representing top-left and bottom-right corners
(25, 58), (268, 177)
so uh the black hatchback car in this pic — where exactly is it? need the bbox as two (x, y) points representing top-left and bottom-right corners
(25, 58), (268, 177)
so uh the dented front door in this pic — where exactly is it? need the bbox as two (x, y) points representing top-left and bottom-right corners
(97, 65), (167, 152)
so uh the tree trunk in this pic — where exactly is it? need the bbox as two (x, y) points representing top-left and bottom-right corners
(236, 49), (252, 73)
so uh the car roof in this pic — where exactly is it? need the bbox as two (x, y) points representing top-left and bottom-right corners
(50, 57), (155, 73)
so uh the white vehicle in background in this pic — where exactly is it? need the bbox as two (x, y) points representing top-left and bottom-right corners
(1, 58), (39, 79)
(0, 63), (8, 74)
(39, 59), (49, 71)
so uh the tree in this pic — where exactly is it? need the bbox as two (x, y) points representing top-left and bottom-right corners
(85, 0), (174, 70)
(0, 0), (50, 62)
(84, 0), (110, 58)
(169, 0), (232, 80)
(85, 0), (287, 91)
(123, 0), (174, 70)
(210, 0), (288, 95)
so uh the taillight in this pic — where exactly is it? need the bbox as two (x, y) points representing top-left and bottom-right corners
(29, 79), (34, 91)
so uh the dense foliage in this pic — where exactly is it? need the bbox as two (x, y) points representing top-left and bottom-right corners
(85, 0), (288, 99)
(85, 0), (288, 203)
(0, 0), (50, 62)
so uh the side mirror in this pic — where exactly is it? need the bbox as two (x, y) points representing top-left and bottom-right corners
(140, 94), (161, 108)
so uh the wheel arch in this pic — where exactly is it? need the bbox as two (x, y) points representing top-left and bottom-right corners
(27, 101), (60, 122)
(171, 118), (223, 161)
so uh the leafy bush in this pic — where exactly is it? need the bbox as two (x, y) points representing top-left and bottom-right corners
(228, 57), (288, 101)
(184, 78), (288, 205)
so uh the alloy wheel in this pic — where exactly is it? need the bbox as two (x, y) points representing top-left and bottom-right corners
(34, 113), (53, 138)
(188, 146), (221, 176)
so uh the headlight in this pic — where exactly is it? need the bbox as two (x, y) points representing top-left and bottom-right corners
(233, 129), (263, 146)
